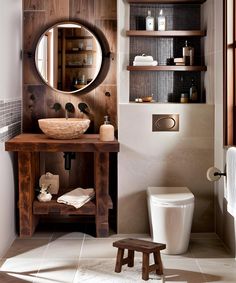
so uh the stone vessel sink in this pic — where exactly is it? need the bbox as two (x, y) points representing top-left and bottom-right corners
(38, 118), (90, 139)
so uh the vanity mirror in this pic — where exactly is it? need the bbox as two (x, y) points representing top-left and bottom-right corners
(35, 22), (103, 93)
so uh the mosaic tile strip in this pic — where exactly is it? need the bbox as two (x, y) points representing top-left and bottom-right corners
(0, 99), (22, 142)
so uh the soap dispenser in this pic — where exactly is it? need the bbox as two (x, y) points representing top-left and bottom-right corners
(157, 9), (166, 31)
(99, 116), (114, 141)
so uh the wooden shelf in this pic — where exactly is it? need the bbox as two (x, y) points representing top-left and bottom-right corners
(126, 30), (206, 37)
(127, 65), (207, 71)
(65, 36), (93, 39)
(33, 196), (113, 216)
(65, 50), (95, 54)
(66, 65), (93, 68)
(127, 0), (206, 3)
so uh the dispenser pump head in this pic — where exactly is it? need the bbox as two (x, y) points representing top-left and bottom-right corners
(159, 9), (163, 16)
(104, 115), (110, 125)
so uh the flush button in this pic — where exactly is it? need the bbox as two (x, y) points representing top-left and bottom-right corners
(152, 114), (179, 132)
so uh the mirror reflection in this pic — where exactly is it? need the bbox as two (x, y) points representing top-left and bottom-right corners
(35, 22), (102, 93)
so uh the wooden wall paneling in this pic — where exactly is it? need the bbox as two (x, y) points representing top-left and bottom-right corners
(69, 152), (94, 188)
(69, 0), (95, 24)
(95, 20), (117, 85)
(94, 0), (117, 20)
(45, 0), (70, 26)
(23, 54), (42, 85)
(45, 152), (69, 195)
(23, 0), (45, 10)
(23, 12), (46, 52)
(94, 85), (117, 133)
(23, 85), (46, 132)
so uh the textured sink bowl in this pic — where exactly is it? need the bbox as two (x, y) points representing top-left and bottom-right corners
(38, 118), (90, 139)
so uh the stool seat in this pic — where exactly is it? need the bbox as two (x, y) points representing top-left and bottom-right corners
(113, 238), (166, 281)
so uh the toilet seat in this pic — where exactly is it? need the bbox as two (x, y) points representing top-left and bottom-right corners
(147, 186), (194, 205)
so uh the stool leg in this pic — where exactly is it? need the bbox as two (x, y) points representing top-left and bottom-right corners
(115, 248), (124, 273)
(142, 252), (150, 281)
(128, 250), (134, 267)
(153, 251), (164, 275)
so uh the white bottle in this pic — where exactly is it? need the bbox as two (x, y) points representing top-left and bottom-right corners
(158, 9), (166, 31)
(99, 116), (114, 141)
(146, 10), (154, 31)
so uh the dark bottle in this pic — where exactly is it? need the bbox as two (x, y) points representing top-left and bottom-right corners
(189, 79), (198, 103)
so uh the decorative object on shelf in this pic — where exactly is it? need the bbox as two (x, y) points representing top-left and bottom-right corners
(189, 78), (198, 102)
(157, 9), (166, 31)
(37, 184), (52, 202)
(146, 10), (155, 31)
(166, 57), (175, 65)
(180, 93), (189, 103)
(174, 57), (184, 66)
(57, 188), (95, 209)
(182, 41), (194, 66)
(133, 54), (158, 66)
(39, 172), (59, 195)
(99, 116), (115, 141)
(135, 98), (143, 103)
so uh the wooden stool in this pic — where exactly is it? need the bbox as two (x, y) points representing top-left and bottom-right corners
(113, 238), (166, 281)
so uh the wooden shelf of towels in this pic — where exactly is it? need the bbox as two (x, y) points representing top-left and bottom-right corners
(126, 30), (206, 37)
(33, 196), (113, 215)
(127, 66), (207, 71)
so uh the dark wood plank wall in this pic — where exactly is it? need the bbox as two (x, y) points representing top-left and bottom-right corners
(23, 0), (117, 228)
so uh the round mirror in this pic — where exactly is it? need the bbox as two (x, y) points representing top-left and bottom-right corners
(35, 22), (103, 93)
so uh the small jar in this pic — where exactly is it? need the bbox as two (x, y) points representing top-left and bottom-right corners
(180, 93), (189, 103)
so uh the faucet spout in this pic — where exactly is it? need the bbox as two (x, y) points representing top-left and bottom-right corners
(65, 102), (75, 119)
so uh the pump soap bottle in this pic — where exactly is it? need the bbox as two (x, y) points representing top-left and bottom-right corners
(99, 116), (114, 141)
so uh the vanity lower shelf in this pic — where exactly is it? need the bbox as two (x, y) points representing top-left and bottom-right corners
(33, 196), (113, 215)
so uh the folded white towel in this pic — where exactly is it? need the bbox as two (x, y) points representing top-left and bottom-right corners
(133, 61), (158, 66)
(226, 147), (236, 217)
(57, 188), (95, 209)
(134, 55), (154, 62)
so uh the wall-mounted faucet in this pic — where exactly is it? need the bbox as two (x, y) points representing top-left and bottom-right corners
(65, 102), (75, 119)
(78, 103), (89, 115)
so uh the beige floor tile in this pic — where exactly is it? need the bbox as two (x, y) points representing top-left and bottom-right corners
(34, 259), (78, 283)
(80, 238), (118, 259)
(74, 258), (164, 283)
(189, 238), (232, 259)
(43, 239), (83, 260)
(3, 239), (49, 259)
(0, 258), (41, 283)
(162, 258), (205, 283)
(197, 258), (236, 283)
(52, 232), (85, 240)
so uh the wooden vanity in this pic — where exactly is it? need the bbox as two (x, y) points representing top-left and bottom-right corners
(5, 133), (119, 238)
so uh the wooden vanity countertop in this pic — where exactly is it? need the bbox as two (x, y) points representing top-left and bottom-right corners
(5, 133), (119, 153)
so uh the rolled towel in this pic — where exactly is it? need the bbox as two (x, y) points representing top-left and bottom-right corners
(134, 54), (154, 62)
(226, 147), (236, 217)
(57, 188), (95, 209)
(133, 60), (158, 66)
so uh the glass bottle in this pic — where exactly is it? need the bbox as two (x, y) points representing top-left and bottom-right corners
(189, 79), (198, 103)
(146, 10), (154, 31)
(99, 116), (114, 141)
(183, 41), (191, 66)
(158, 9), (166, 31)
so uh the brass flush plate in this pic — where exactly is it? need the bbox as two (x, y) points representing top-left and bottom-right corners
(152, 114), (179, 132)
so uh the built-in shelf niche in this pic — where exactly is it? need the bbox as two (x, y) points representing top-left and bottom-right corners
(128, 1), (206, 103)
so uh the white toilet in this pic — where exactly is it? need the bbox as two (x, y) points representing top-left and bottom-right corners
(147, 187), (194, 255)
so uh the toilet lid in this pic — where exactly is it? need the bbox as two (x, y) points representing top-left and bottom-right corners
(147, 187), (194, 205)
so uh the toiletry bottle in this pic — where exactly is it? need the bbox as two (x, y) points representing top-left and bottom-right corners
(189, 79), (198, 102)
(158, 9), (166, 31)
(146, 10), (154, 31)
(99, 116), (114, 141)
(183, 40), (191, 66)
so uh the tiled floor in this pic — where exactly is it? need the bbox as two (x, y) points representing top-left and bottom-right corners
(0, 231), (235, 283)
